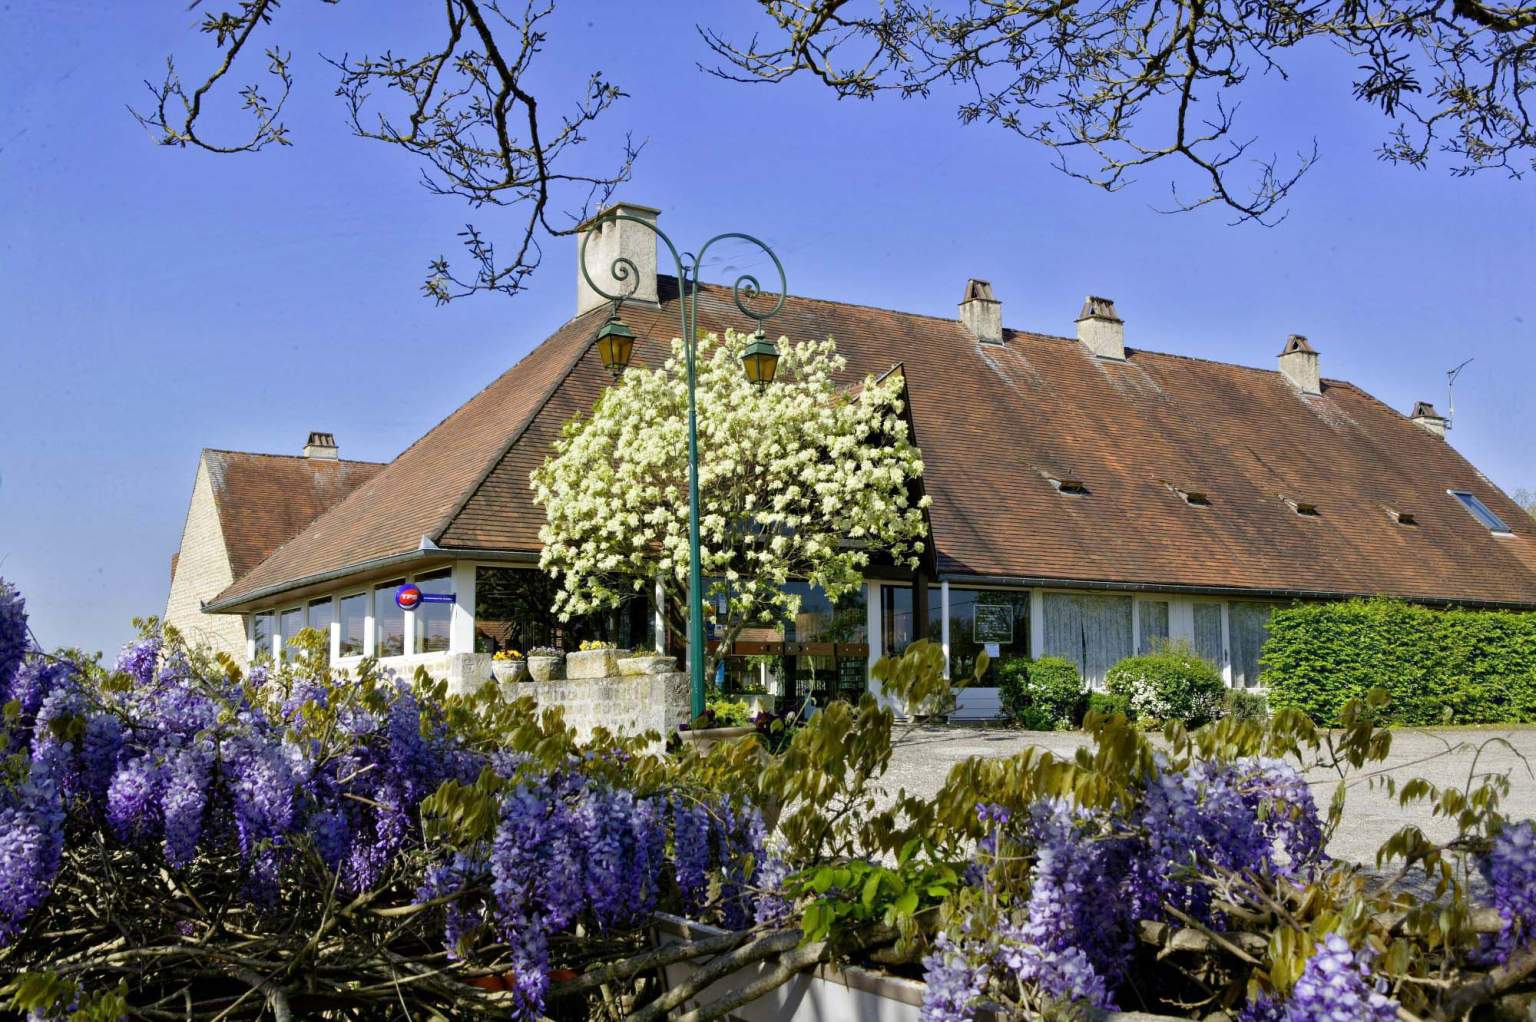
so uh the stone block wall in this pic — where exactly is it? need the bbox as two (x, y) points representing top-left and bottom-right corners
(521, 672), (691, 745)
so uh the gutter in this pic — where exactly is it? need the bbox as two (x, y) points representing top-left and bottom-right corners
(937, 572), (1536, 611)
(201, 545), (541, 613)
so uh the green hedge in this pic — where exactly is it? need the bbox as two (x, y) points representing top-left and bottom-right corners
(1262, 599), (1536, 725)
(1105, 644), (1226, 727)
(996, 657), (1084, 730)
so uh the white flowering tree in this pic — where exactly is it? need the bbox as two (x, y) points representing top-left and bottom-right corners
(532, 330), (929, 671)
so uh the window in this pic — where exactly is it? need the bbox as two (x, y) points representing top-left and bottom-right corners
(1450, 490), (1511, 533)
(413, 570), (454, 654)
(307, 598), (333, 656)
(251, 613), (273, 660)
(279, 607), (303, 659)
(1192, 603), (1224, 671)
(941, 588), (1030, 679)
(474, 567), (653, 654)
(374, 580), (406, 657)
(1137, 600), (1170, 654)
(338, 593), (366, 657)
(1386, 507), (1418, 526)
(1282, 495), (1319, 516)
(1167, 483), (1210, 506)
(1041, 593), (1133, 689)
(1230, 602), (1279, 689)
(881, 586), (916, 656)
(1045, 474), (1089, 495)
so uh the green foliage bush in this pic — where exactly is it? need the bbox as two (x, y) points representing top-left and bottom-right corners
(1083, 691), (1130, 723)
(1105, 644), (1226, 726)
(1225, 689), (1269, 723)
(996, 656), (1084, 730)
(1263, 599), (1536, 725)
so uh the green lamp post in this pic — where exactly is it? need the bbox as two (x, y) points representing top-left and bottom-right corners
(579, 213), (787, 719)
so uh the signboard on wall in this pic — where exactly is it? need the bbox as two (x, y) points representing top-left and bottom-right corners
(973, 604), (1014, 644)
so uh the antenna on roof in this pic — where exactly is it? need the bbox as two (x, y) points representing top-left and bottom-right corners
(1446, 358), (1474, 432)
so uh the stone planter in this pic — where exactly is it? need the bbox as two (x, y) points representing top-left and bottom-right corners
(566, 647), (628, 680)
(490, 659), (526, 685)
(527, 655), (564, 682)
(618, 654), (677, 676)
(676, 726), (756, 754)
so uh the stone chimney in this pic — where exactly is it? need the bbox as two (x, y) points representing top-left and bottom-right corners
(576, 201), (660, 315)
(1076, 296), (1124, 361)
(303, 431), (339, 460)
(1278, 334), (1321, 395)
(1411, 400), (1449, 438)
(958, 279), (1002, 345)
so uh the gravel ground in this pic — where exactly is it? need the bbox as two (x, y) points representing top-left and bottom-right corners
(879, 725), (1536, 863)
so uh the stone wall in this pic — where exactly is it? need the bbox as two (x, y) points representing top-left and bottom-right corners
(520, 672), (691, 745)
(163, 457), (248, 660)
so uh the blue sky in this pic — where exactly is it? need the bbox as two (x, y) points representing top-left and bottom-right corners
(3, 2), (1533, 657)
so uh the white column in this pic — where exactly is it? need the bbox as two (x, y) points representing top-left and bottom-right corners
(940, 581), (951, 679)
(271, 617), (282, 660)
(865, 581), (882, 700)
(402, 596), (417, 659)
(654, 576), (667, 654)
(363, 590), (377, 657)
(246, 615), (256, 663)
(450, 561), (476, 653)
(329, 597), (341, 661)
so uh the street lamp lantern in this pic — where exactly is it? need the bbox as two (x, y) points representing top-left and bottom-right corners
(594, 313), (635, 378)
(740, 328), (780, 387)
(579, 211), (788, 719)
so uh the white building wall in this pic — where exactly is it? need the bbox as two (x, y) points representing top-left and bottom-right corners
(163, 456), (248, 660)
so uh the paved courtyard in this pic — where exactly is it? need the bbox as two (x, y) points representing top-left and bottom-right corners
(881, 725), (1536, 864)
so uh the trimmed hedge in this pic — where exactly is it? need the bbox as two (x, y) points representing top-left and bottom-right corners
(1262, 599), (1536, 725)
(1105, 644), (1226, 726)
(997, 657), (1085, 730)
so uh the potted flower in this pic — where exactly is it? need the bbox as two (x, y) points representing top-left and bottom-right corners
(490, 649), (525, 685)
(566, 639), (629, 680)
(526, 646), (565, 682)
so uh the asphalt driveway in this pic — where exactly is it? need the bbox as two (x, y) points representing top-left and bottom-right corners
(880, 725), (1536, 864)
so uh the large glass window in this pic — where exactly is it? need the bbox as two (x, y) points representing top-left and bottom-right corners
(1230, 602), (1279, 689)
(1137, 600), (1170, 654)
(338, 593), (366, 657)
(374, 580), (406, 658)
(413, 570), (454, 654)
(881, 586), (915, 656)
(473, 567), (652, 654)
(1041, 592), (1133, 688)
(279, 607), (303, 660)
(942, 588), (1030, 680)
(1192, 603), (1224, 671)
(251, 613), (273, 660)
(307, 597), (333, 638)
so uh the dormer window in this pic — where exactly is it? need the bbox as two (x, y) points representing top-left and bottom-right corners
(1385, 507), (1417, 526)
(1166, 482), (1210, 506)
(1282, 495), (1319, 517)
(1449, 490), (1512, 534)
(1045, 473), (1089, 495)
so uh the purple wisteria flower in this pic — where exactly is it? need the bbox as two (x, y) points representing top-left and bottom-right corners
(1285, 933), (1399, 1022)
(1481, 820), (1536, 962)
(920, 931), (990, 1022)
(113, 636), (160, 687)
(0, 578), (27, 700)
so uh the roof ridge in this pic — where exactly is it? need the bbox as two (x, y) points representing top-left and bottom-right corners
(685, 277), (1365, 391)
(427, 307), (608, 545)
(202, 448), (388, 466)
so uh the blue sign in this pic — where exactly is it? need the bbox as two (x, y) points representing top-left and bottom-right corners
(419, 593), (456, 605)
(395, 583), (422, 610)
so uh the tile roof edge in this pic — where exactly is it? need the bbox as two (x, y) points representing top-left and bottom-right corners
(201, 448), (389, 466)
(425, 307), (609, 547)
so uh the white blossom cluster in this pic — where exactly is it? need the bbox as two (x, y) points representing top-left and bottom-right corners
(532, 330), (930, 657)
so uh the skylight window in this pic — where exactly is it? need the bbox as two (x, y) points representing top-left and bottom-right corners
(1049, 476), (1089, 495)
(1281, 496), (1319, 517)
(1449, 490), (1511, 534)
(1166, 482), (1210, 506)
(1385, 507), (1418, 526)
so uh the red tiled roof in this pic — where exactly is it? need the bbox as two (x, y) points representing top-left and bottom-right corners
(203, 450), (385, 580)
(210, 277), (1536, 610)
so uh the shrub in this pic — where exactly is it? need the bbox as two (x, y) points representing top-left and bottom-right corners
(1263, 599), (1536, 725)
(996, 657), (1084, 730)
(1105, 644), (1226, 726)
(1082, 691), (1130, 723)
(1225, 688), (1270, 722)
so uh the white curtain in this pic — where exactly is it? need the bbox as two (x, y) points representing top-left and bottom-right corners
(1137, 601), (1170, 654)
(1042, 593), (1133, 688)
(1192, 603), (1225, 672)
(1229, 603), (1277, 689)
